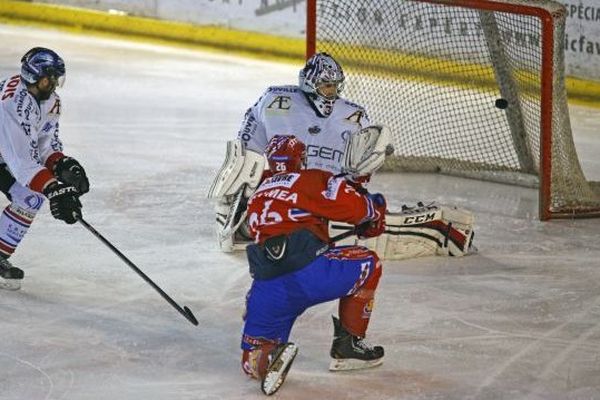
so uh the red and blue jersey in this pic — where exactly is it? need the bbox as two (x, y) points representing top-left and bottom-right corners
(247, 169), (376, 244)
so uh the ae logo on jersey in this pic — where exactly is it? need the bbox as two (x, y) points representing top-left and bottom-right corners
(266, 96), (292, 111)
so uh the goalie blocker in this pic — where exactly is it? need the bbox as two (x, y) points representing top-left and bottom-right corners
(207, 139), (265, 252)
(331, 202), (475, 260)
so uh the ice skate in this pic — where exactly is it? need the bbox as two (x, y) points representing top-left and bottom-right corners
(0, 256), (24, 291)
(261, 342), (298, 396)
(329, 316), (384, 371)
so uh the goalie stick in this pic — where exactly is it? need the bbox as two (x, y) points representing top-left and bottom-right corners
(78, 217), (199, 326)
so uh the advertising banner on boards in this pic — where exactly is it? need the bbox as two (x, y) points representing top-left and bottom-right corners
(33, 0), (600, 81)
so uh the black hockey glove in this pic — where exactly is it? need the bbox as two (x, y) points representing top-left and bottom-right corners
(43, 182), (82, 224)
(53, 156), (89, 195)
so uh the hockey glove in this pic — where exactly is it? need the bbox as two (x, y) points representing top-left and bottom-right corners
(43, 182), (82, 224)
(357, 193), (386, 239)
(53, 156), (89, 195)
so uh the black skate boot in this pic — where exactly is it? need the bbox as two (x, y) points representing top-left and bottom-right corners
(329, 316), (384, 371)
(0, 255), (24, 291)
(261, 342), (298, 396)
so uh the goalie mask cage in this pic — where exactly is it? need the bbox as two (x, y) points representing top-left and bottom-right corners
(306, 0), (600, 220)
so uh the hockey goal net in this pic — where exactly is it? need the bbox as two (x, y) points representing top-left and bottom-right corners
(306, 0), (600, 220)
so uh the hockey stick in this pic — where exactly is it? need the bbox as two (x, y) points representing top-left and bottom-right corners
(77, 217), (199, 326)
(329, 227), (357, 243)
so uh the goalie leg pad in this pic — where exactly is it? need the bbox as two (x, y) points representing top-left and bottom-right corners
(329, 203), (475, 260)
(215, 191), (252, 253)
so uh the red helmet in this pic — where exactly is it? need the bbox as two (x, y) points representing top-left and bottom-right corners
(265, 135), (306, 173)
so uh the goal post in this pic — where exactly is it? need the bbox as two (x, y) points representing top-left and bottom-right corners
(306, 0), (600, 220)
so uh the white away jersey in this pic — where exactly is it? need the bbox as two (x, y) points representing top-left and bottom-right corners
(0, 74), (63, 187)
(237, 85), (370, 174)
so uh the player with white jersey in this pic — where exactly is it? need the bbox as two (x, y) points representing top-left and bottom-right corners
(240, 85), (366, 173)
(0, 47), (90, 290)
(238, 55), (369, 174)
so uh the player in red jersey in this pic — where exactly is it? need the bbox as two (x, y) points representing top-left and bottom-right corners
(241, 135), (387, 395)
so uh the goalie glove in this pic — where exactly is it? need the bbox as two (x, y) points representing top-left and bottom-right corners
(343, 125), (393, 177)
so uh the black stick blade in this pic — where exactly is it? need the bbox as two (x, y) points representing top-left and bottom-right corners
(184, 306), (199, 326)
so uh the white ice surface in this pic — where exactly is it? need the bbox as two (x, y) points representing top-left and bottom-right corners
(1, 25), (599, 400)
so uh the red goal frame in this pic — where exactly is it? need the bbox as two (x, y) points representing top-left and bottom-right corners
(306, 0), (600, 220)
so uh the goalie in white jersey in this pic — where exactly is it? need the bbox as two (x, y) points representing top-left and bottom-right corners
(209, 53), (476, 257)
(0, 47), (90, 290)
(239, 52), (369, 174)
(209, 52), (372, 251)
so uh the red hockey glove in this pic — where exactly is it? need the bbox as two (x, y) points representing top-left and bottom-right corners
(357, 193), (386, 239)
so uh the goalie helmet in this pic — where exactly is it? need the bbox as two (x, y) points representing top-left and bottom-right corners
(299, 52), (345, 117)
(265, 135), (306, 174)
(20, 47), (66, 86)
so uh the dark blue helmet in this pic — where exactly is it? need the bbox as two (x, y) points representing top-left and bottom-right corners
(20, 47), (66, 85)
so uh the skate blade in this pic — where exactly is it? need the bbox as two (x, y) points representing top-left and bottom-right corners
(0, 278), (21, 291)
(261, 343), (298, 396)
(329, 357), (383, 371)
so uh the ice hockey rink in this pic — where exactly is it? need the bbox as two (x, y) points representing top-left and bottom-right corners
(1, 24), (599, 400)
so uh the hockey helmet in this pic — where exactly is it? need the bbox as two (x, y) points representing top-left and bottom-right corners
(265, 135), (306, 174)
(299, 52), (345, 117)
(20, 47), (66, 86)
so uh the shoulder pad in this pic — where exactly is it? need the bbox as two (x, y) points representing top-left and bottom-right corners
(266, 85), (300, 94)
(341, 98), (365, 110)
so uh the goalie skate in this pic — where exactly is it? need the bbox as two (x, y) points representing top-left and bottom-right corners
(0, 257), (24, 291)
(261, 342), (298, 396)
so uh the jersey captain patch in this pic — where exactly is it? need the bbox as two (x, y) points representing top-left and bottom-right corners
(48, 98), (61, 115)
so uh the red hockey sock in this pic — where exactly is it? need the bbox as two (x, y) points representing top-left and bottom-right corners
(339, 258), (382, 337)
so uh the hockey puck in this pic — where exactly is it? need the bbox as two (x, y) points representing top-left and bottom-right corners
(385, 144), (395, 156)
(495, 98), (508, 109)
